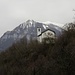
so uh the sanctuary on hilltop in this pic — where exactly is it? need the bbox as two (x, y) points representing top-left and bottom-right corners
(37, 27), (56, 42)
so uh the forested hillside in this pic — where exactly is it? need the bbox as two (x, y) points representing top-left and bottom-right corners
(0, 23), (75, 75)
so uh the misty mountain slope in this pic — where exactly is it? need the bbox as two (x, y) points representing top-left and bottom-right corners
(0, 20), (63, 51)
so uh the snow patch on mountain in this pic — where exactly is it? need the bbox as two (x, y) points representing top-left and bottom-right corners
(43, 25), (46, 29)
(42, 21), (63, 27)
(20, 22), (26, 29)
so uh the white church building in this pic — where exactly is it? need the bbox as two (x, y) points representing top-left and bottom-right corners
(37, 27), (56, 42)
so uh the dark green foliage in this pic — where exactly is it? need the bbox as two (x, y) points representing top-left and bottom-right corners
(0, 23), (75, 75)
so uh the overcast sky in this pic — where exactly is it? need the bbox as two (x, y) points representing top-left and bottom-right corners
(0, 0), (75, 37)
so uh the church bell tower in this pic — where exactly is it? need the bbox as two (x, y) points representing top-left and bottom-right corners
(37, 27), (41, 36)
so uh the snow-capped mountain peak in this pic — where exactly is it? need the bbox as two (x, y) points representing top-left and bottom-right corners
(26, 20), (35, 24)
(0, 20), (63, 51)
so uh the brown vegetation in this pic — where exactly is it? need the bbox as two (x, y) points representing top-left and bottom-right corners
(0, 23), (75, 75)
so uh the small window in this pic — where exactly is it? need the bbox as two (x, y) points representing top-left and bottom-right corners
(48, 32), (53, 36)
(48, 32), (50, 35)
(38, 28), (40, 31)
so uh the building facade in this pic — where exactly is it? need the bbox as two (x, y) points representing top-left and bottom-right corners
(37, 28), (56, 42)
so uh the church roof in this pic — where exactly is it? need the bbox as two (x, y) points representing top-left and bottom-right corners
(38, 29), (56, 37)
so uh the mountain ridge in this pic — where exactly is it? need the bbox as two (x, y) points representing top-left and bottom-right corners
(0, 20), (64, 51)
